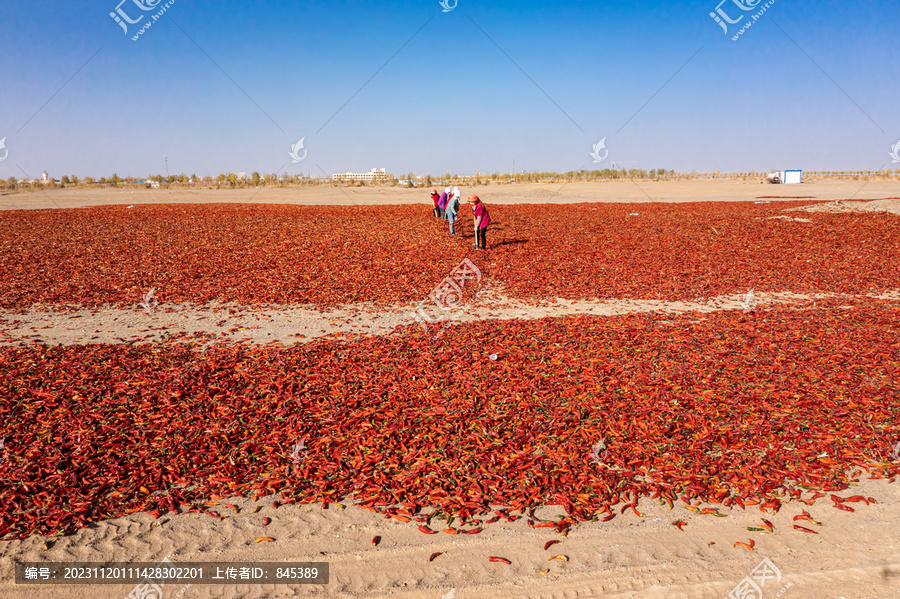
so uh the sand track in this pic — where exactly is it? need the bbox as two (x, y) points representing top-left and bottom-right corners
(2, 476), (898, 598)
(2, 289), (899, 348)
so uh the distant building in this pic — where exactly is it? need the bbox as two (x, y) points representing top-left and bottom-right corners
(332, 168), (387, 182)
(782, 170), (802, 184)
(41, 171), (49, 183)
(766, 170), (802, 184)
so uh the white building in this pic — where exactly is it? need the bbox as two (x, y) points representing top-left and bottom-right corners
(782, 170), (802, 184)
(767, 170), (802, 184)
(332, 168), (387, 182)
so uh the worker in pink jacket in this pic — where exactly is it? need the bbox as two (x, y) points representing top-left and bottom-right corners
(468, 195), (491, 250)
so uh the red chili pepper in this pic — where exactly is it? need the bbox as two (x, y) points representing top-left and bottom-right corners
(843, 495), (868, 504)
(544, 540), (560, 550)
(418, 525), (437, 535)
(833, 503), (855, 512)
(489, 557), (511, 564)
(793, 510), (822, 525)
(673, 520), (686, 531)
(429, 552), (442, 562)
(793, 525), (818, 534)
(2, 254), (898, 541)
(733, 540), (755, 551)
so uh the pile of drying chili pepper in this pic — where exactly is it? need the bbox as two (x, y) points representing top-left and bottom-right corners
(1, 202), (898, 310)
(1, 297), (898, 539)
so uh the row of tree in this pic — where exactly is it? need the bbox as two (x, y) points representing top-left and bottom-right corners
(4, 169), (900, 190)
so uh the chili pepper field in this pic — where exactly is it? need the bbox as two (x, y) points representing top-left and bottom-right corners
(1, 197), (899, 599)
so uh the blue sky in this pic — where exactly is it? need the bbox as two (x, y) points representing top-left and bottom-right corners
(1, 0), (898, 179)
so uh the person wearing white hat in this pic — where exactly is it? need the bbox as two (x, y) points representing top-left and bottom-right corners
(446, 186), (461, 235)
(441, 187), (452, 221)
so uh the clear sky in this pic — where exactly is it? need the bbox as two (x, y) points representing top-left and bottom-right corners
(1, 0), (898, 180)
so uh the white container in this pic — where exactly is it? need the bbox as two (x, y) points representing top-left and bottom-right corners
(783, 170), (802, 184)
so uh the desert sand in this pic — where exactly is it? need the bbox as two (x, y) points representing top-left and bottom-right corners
(1, 179), (898, 211)
(1, 183), (899, 599)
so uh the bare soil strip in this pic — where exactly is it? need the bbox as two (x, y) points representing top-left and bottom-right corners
(2, 290), (898, 347)
(2, 477), (899, 599)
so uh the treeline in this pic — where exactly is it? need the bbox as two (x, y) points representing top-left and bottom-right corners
(3, 168), (899, 190)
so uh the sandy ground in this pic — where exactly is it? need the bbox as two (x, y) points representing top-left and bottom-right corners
(1, 179), (899, 211)
(2, 476), (899, 599)
(2, 289), (899, 348)
(787, 197), (900, 215)
(2, 186), (900, 598)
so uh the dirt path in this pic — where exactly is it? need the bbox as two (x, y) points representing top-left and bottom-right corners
(2, 476), (898, 599)
(3, 290), (899, 348)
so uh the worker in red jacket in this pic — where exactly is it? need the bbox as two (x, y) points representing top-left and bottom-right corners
(430, 189), (441, 218)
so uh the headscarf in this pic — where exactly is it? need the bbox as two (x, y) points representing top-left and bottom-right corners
(467, 195), (481, 203)
(452, 186), (460, 199)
